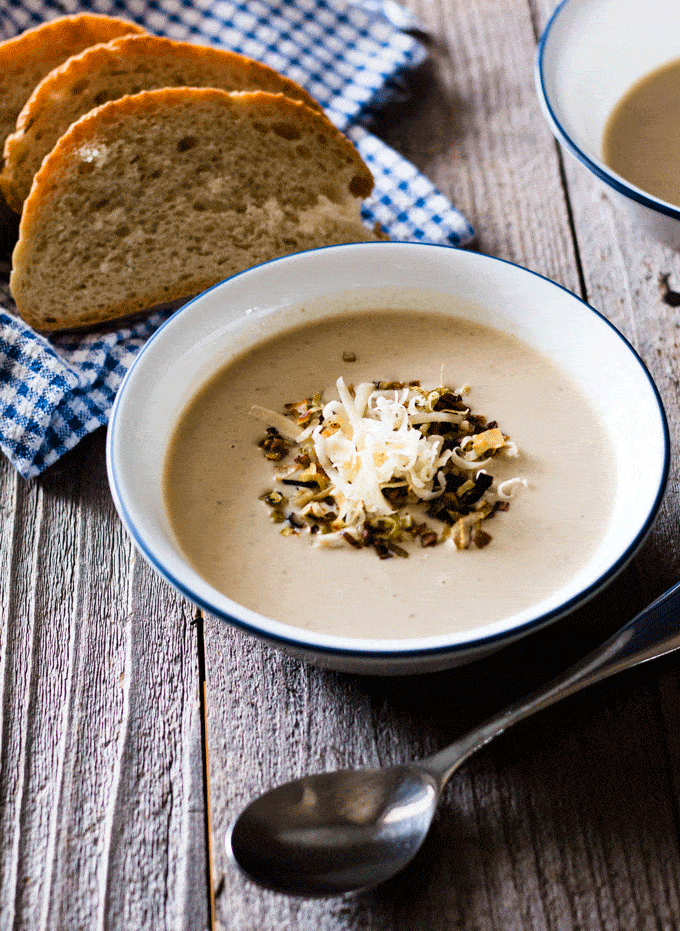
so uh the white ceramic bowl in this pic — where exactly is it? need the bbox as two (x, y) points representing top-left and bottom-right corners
(106, 243), (669, 675)
(536, 0), (680, 249)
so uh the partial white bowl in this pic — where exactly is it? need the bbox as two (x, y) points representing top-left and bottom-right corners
(536, 0), (680, 249)
(106, 243), (669, 675)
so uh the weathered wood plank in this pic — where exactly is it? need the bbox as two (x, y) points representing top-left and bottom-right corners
(0, 434), (209, 931)
(532, 0), (680, 860)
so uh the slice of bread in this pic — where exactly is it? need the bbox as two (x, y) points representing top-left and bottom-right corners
(0, 14), (145, 169)
(10, 88), (380, 331)
(1, 34), (322, 212)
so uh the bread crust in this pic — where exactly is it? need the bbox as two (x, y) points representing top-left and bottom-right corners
(0, 13), (145, 60)
(1, 34), (322, 211)
(11, 88), (378, 331)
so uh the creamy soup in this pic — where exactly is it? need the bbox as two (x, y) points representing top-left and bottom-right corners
(602, 57), (680, 207)
(163, 310), (614, 639)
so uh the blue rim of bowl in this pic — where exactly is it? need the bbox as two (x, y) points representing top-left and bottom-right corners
(535, 0), (680, 224)
(106, 242), (671, 662)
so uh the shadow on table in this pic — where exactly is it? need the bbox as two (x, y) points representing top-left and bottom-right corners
(362, 56), (470, 175)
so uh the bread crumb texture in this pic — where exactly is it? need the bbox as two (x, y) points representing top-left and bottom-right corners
(2, 34), (321, 210)
(10, 89), (378, 331)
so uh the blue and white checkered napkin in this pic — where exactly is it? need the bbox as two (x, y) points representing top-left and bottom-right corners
(0, 0), (474, 479)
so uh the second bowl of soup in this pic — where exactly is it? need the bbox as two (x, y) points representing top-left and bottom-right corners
(536, 0), (680, 249)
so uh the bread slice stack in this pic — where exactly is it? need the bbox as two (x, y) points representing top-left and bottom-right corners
(0, 34), (323, 211)
(0, 17), (381, 331)
(0, 14), (145, 160)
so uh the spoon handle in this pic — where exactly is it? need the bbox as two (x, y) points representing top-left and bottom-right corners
(425, 579), (680, 785)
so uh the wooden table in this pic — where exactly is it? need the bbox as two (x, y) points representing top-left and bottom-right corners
(2, 0), (680, 928)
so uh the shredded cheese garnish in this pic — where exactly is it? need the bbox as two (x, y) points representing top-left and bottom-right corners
(253, 378), (525, 558)
(308, 378), (452, 520)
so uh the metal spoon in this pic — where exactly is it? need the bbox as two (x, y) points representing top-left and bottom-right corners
(227, 580), (680, 897)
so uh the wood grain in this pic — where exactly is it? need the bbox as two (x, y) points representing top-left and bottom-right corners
(0, 435), (209, 931)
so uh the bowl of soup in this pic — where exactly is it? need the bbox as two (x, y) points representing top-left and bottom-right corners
(536, 0), (680, 249)
(106, 242), (669, 674)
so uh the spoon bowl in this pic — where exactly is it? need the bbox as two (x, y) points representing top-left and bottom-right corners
(229, 767), (439, 896)
(228, 580), (680, 896)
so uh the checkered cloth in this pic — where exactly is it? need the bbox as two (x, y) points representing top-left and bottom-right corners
(0, 0), (474, 479)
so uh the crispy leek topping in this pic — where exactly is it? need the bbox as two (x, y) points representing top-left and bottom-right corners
(252, 378), (526, 558)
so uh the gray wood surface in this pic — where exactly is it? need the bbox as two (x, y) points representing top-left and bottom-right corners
(2, 0), (680, 929)
(0, 438), (209, 930)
